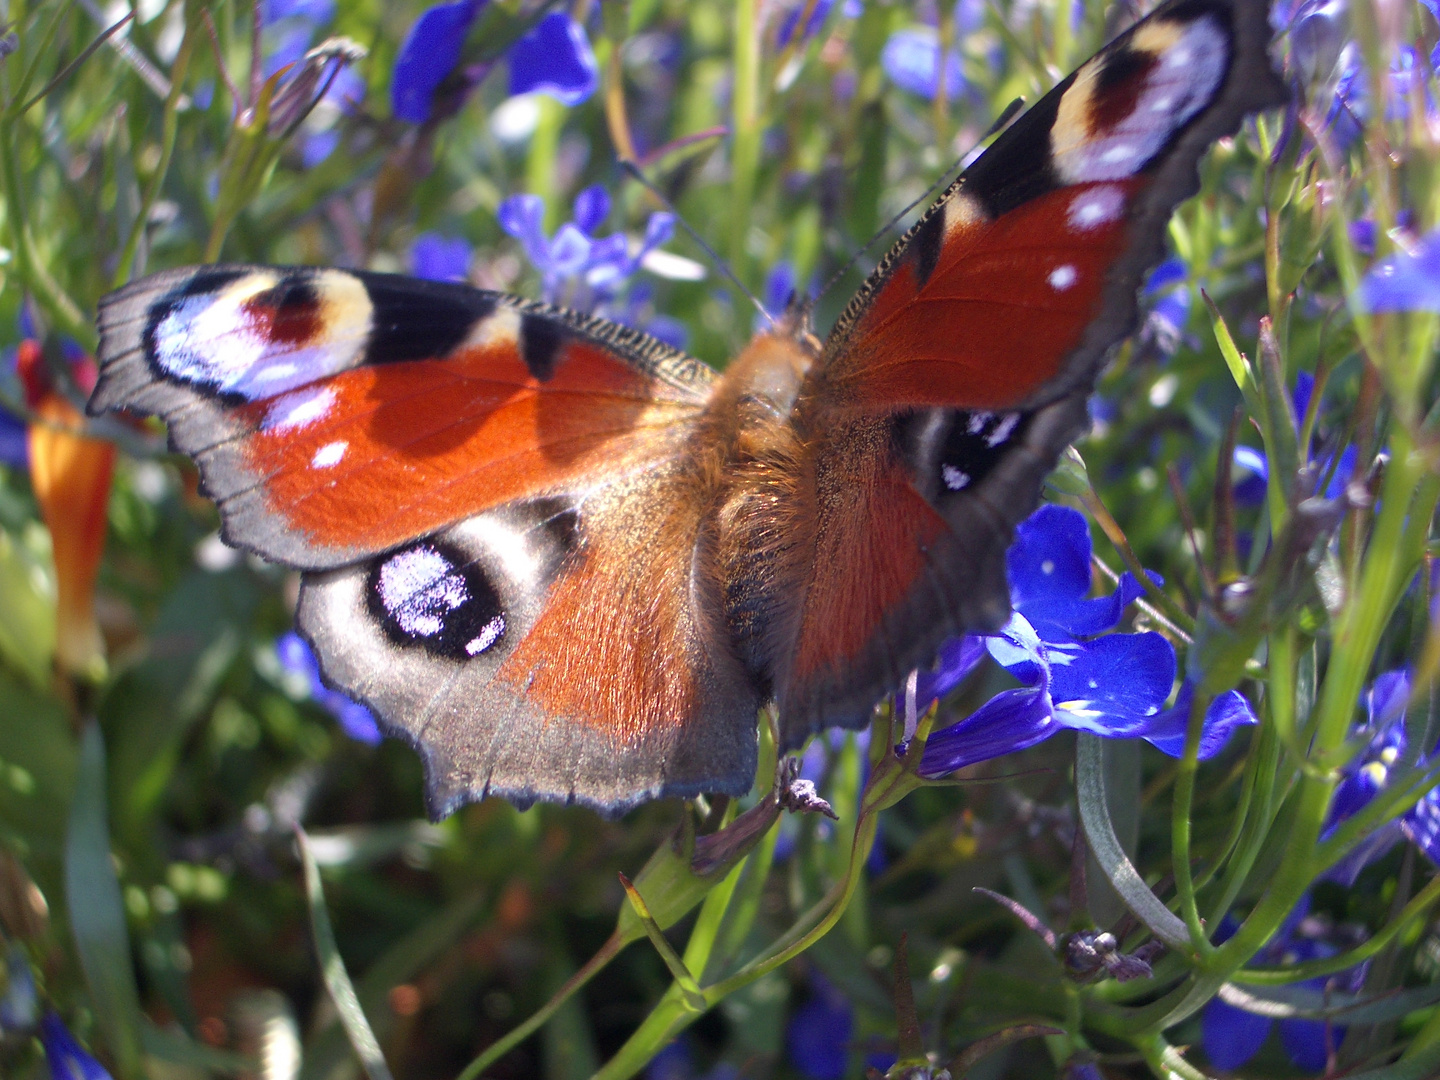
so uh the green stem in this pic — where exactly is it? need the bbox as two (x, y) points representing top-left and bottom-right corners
(114, 14), (195, 288)
(729, 0), (761, 288)
(1233, 874), (1440, 985)
(0, 120), (95, 349)
(1171, 686), (1213, 957)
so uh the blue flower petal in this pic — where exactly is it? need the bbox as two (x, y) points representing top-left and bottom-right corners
(641, 315), (689, 350)
(1145, 258), (1187, 293)
(0, 406), (27, 468)
(549, 224), (594, 277)
(1007, 505), (1148, 639)
(301, 129), (341, 168)
(572, 185), (610, 235)
(986, 613), (1048, 687)
(1201, 997), (1271, 1071)
(276, 633), (381, 744)
(762, 260), (797, 324)
(508, 13), (599, 106)
(1356, 228), (1440, 312)
(265, 23), (315, 77)
(919, 685), (1059, 776)
(497, 193), (552, 269)
(266, 0), (335, 25)
(1366, 668), (1410, 727)
(880, 28), (964, 98)
(1140, 685), (1259, 759)
(786, 986), (853, 1080)
(1279, 1016), (1338, 1072)
(391, 0), (483, 123)
(778, 0), (836, 48)
(41, 1013), (114, 1080)
(1404, 786), (1440, 867)
(914, 634), (987, 708)
(411, 233), (472, 282)
(1048, 631), (1176, 736)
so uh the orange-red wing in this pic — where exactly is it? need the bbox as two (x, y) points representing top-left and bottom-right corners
(91, 266), (714, 569)
(776, 0), (1285, 741)
(825, 181), (1138, 411)
(817, 0), (1285, 415)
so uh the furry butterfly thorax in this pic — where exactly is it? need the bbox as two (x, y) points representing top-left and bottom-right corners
(89, 0), (1287, 816)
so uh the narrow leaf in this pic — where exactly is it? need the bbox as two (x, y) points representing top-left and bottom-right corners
(296, 827), (395, 1080)
(1075, 734), (1191, 950)
(619, 873), (706, 1011)
(66, 722), (144, 1078)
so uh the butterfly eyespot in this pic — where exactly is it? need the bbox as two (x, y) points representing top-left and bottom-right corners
(368, 541), (507, 659)
(942, 464), (972, 491)
(936, 411), (1032, 497)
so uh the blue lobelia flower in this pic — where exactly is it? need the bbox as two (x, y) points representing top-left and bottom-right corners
(392, 3), (598, 123)
(916, 506), (1257, 778)
(1200, 899), (1357, 1072)
(410, 233), (472, 282)
(880, 27), (965, 98)
(786, 974), (853, 1080)
(1355, 227), (1440, 312)
(40, 1013), (114, 1080)
(498, 185), (676, 314)
(1141, 257), (1191, 356)
(276, 632), (382, 744)
(776, 0), (863, 48)
(508, 12), (600, 105)
(1318, 669), (1440, 883)
(391, 0), (485, 122)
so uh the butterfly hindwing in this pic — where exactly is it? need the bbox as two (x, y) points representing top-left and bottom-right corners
(91, 265), (761, 814)
(298, 476), (761, 815)
(772, 0), (1285, 745)
(91, 265), (714, 569)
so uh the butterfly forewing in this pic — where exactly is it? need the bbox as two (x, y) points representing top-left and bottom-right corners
(92, 266), (714, 569)
(771, 0), (1286, 746)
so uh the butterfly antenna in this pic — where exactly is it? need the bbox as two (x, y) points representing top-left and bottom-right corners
(813, 96), (1027, 307)
(619, 158), (777, 329)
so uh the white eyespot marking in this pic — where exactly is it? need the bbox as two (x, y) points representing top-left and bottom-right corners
(1068, 185), (1127, 231)
(265, 386), (336, 431)
(377, 546), (469, 639)
(311, 440), (348, 468)
(465, 615), (507, 656)
(942, 464), (972, 491)
(1052, 18), (1227, 184)
(1041, 559), (1056, 575)
(967, 411), (994, 435)
(1048, 265), (1078, 291)
(150, 270), (372, 400)
(986, 412), (1021, 447)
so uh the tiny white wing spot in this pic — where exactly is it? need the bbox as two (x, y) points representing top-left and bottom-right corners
(1048, 265), (1077, 291)
(942, 464), (972, 491)
(311, 440), (348, 468)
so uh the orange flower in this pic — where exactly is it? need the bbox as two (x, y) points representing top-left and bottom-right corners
(17, 340), (114, 680)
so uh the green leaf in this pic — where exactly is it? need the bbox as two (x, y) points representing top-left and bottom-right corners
(1216, 980), (1440, 1023)
(1074, 734), (1190, 950)
(0, 526), (56, 691)
(66, 722), (144, 1079)
(297, 827), (395, 1080)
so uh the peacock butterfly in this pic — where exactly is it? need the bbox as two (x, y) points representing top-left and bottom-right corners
(89, 0), (1286, 816)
